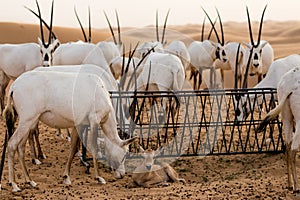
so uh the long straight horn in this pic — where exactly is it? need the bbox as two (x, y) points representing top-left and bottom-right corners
(201, 16), (206, 41)
(74, 6), (88, 42)
(256, 5), (267, 47)
(88, 7), (92, 43)
(234, 44), (241, 89)
(156, 10), (159, 42)
(207, 17), (218, 40)
(25, 6), (57, 39)
(104, 11), (117, 45)
(246, 6), (255, 46)
(161, 9), (170, 45)
(47, 0), (54, 46)
(115, 10), (122, 45)
(35, 0), (45, 45)
(215, 8), (224, 45)
(201, 7), (221, 44)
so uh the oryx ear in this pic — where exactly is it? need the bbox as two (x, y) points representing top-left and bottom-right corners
(260, 41), (268, 49)
(37, 37), (43, 47)
(154, 146), (164, 157)
(121, 136), (138, 147)
(243, 42), (252, 49)
(209, 41), (218, 48)
(51, 39), (60, 50)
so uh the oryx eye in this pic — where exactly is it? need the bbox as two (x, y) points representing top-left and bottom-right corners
(259, 49), (262, 54)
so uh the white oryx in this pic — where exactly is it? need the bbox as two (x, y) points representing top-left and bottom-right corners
(256, 66), (300, 194)
(242, 5), (274, 84)
(165, 40), (190, 71)
(214, 42), (245, 88)
(132, 146), (185, 187)
(188, 8), (228, 89)
(235, 54), (300, 121)
(0, 0), (58, 114)
(2, 69), (137, 192)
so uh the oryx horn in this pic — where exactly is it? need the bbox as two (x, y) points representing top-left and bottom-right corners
(104, 11), (117, 45)
(201, 7), (222, 44)
(161, 9), (170, 45)
(246, 5), (268, 48)
(36, 0), (54, 47)
(234, 43), (241, 89)
(115, 10), (122, 45)
(24, 5), (57, 39)
(74, 6), (91, 43)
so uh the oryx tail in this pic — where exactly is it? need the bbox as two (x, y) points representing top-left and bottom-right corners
(256, 91), (292, 132)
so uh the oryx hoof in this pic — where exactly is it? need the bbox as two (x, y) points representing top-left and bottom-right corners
(38, 154), (47, 160)
(293, 189), (300, 194)
(287, 186), (293, 191)
(95, 176), (106, 184)
(179, 178), (186, 184)
(160, 182), (169, 187)
(10, 182), (21, 192)
(33, 159), (42, 165)
(27, 180), (37, 188)
(63, 175), (72, 185)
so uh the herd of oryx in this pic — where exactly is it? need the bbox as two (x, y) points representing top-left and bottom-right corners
(0, 0), (300, 195)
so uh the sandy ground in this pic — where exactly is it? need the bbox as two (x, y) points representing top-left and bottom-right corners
(0, 21), (300, 199)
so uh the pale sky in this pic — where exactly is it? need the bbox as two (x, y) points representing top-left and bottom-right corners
(0, 0), (299, 29)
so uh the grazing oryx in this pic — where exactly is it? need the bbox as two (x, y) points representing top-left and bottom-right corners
(235, 54), (300, 121)
(2, 70), (137, 192)
(243, 5), (274, 84)
(132, 146), (185, 187)
(256, 66), (300, 194)
(188, 8), (228, 89)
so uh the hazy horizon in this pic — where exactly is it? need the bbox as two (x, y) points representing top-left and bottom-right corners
(0, 0), (299, 29)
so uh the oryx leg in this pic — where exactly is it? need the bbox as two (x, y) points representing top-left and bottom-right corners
(28, 128), (41, 165)
(88, 123), (106, 184)
(282, 103), (294, 191)
(0, 71), (10, 114)
(7, 118), (39, 192)
(198, 68), (203, 90)
(33, 126), (46, 160)
(63, 127), (80, 185)
(291, 121), (300, 193)
(162, 163), (185, 184)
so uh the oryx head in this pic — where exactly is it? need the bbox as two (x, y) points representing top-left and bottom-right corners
(244, 5), (268, 76)
(31, 0), (59, 67)
(202, 7), (228, 63)
(104, 136), (137, 179)
(138, 146), (164, 171)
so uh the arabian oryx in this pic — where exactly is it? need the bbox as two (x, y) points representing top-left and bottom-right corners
(131, 146), (185, 187)
(256, 66), (300, 194)
(0, 0), (58, 114)
(242, 5), (274, 84)
(2, 70), (137, 192)
(129, 52), (185, 122)
(214, 42), (245, 88)
(188, 8), (228, 89)
(234, 54), (300, 122)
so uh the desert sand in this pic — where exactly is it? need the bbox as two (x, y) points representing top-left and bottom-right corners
(0, 21), (299, 199)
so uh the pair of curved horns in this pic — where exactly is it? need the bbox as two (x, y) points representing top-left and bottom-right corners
(26, 0), (54, 47)
(202, 7), (224, 45)
(156, 9), (170, 44)
(25, 4), (57, 40)
(104, 10), (122, 45)
(74, 6), (92, 43)
(201, 16), (217, 41)
(246, 5), (267, 48)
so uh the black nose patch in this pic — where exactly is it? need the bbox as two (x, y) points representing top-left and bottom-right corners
(44, 53), (49, 61)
